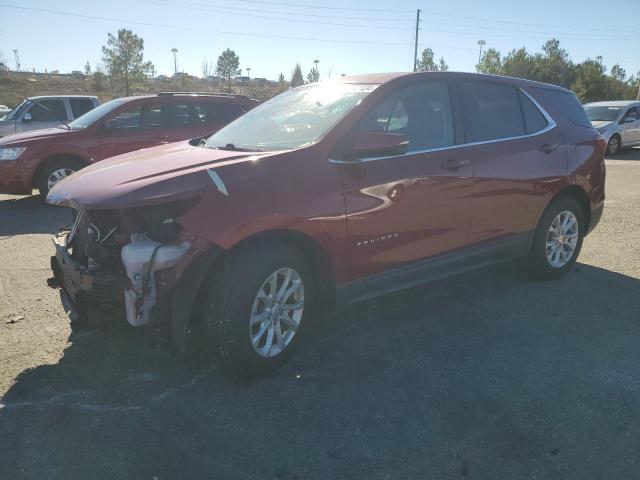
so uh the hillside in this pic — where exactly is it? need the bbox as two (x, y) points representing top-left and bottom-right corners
(0, 71), (283, 108)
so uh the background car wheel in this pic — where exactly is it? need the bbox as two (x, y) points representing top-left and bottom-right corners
(525, 195), (585, 280)
(606, 134), (621, 156)
(205, 242), (314, 378)
(37, 158), (86, 198)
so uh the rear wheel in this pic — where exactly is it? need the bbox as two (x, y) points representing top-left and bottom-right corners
(37, 158), (85, 198)
(525, 195), (585, 280)
(205, 242), (314, 378)
(606, 134), (621, 156)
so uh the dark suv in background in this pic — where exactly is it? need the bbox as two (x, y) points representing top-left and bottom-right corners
(0, 92), (258, 196)
(47, 72), (606, 377)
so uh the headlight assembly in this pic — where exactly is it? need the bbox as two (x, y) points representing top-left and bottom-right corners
(0, 147), (27, 161)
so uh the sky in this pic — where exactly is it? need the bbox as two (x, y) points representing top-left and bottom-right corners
(1, 0), (639, 82)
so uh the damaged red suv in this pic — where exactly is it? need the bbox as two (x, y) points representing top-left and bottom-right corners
(47, 72), (606, 377)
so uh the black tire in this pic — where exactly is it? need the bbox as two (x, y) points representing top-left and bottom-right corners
(606, 134), (621, 156)
(205, 242), (314, 378)
(37, 157), (86, 198)
(525, 195), (585, 280)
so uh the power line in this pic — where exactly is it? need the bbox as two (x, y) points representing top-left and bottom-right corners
(146, 0), (411, 22)
(0, 4), (413, 45)
(142, 0), (639, 41)
(140, 0), (410, 30)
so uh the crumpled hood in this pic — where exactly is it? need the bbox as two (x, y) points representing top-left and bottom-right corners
(591, 121), (613, 130)
(0, 127), (72, 145)
(47, 140), (283, 210)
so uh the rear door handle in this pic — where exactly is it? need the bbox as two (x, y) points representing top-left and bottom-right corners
(441, 158), (470, 171)
(539, 143), (559, 154)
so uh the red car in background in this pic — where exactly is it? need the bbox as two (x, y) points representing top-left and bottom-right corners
(0, 92), (258, 196)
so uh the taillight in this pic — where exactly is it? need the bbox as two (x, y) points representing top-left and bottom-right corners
(595, 135), (607, 156)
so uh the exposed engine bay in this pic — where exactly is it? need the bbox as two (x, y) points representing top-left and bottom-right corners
(48, 199), (211, 347)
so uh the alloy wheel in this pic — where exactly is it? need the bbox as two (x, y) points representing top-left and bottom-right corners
(47, 168), (76, 190)
(545, 210), (579, 268)
(250, 267), (305, 358)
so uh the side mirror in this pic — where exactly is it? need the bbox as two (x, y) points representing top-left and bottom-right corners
(23, 112), (32, 123)
(104, 118), (118, 131)
(351, 132), (409, 159)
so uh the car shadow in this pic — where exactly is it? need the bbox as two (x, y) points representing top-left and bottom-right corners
(0, 194), (73, 237)
(606, 145), (640, 161)
(1, 262), (639, 479)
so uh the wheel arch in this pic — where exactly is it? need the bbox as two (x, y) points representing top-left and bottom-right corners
(31, 153), (90, 188)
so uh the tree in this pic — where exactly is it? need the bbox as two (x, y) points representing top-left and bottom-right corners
(307, 66), (320, 83)
(84, 61), (91, 76)
(216, 49), (240, 92)
(416, 48), (439, 71)
(502, 47), (537, 80)
(572, 58), (608, 103)
(438, 57), (449, 72)
(102, 29), (154, 96)
(278, 72), (285, 84)
(201, 57), (213, 79)
(291, 63), (304, 88)
(477, 48), (502, 74)
(534, 39), (574, 88)
(610, 63), (626, 82)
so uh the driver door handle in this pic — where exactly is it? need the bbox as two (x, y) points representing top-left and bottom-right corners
(441, 158), (470, 171)
(539, 143), (559, 154)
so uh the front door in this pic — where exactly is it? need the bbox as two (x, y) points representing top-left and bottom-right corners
(99, 103), (160, 160)
(620, 107), (639, 145)
(338, 80), (473, 281)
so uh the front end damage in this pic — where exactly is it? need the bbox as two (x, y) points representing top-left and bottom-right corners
(48, 201), (221, 353)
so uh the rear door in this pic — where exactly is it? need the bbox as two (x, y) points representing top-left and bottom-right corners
(68, 97), (97, 120)
(455, 80), (567, 249)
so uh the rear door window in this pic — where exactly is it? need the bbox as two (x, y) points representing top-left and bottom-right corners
(534, 87), (591, 128)
(171, 103), (199, 127)
(69, 98), (95, 118)
(458, 81), (525, 142)
(29, 99), (69, 121)
(359, 81), (454, 152)
(144, 103), (171, 128)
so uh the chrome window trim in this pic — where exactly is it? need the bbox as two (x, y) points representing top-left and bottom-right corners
(329, 87), (557, 165)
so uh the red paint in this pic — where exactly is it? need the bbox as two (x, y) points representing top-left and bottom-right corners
(0, 94), (257, 194)
(47, 72), (606, 289)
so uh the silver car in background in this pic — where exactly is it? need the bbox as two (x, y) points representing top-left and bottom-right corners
(0, 95), (100, 137)
(584, 100), (640, 155)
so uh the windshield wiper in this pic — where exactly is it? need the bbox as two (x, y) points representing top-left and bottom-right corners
(215, 143), (263, 152)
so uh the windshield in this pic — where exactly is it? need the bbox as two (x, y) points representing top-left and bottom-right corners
(68, 99), (124, 129)
(585, 105), (622, 122)
(204, 82), (378, 151)
(4, 99), (31, 121)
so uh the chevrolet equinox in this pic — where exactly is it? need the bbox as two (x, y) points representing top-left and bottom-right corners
(47, 72), (606, 377)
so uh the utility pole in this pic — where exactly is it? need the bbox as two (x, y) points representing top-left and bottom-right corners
(476, 40), (486, 73)
(246, 67), (252, 96)
(413, 9), (421, 72)
(171, 48), (178, 76)
(12, 50), (20, 72)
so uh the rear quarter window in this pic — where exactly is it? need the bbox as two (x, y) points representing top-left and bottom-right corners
(534, 87), (591, 128)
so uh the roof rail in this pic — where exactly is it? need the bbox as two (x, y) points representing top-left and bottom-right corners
(157, 91), (250, 98)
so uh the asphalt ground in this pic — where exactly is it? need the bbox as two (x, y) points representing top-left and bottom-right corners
(1, 148), (639, 479)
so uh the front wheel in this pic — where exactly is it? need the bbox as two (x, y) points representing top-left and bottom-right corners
(37, 158), (85, 198)
(205, 243), (314, 378)
(525, 195), (585, 280)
